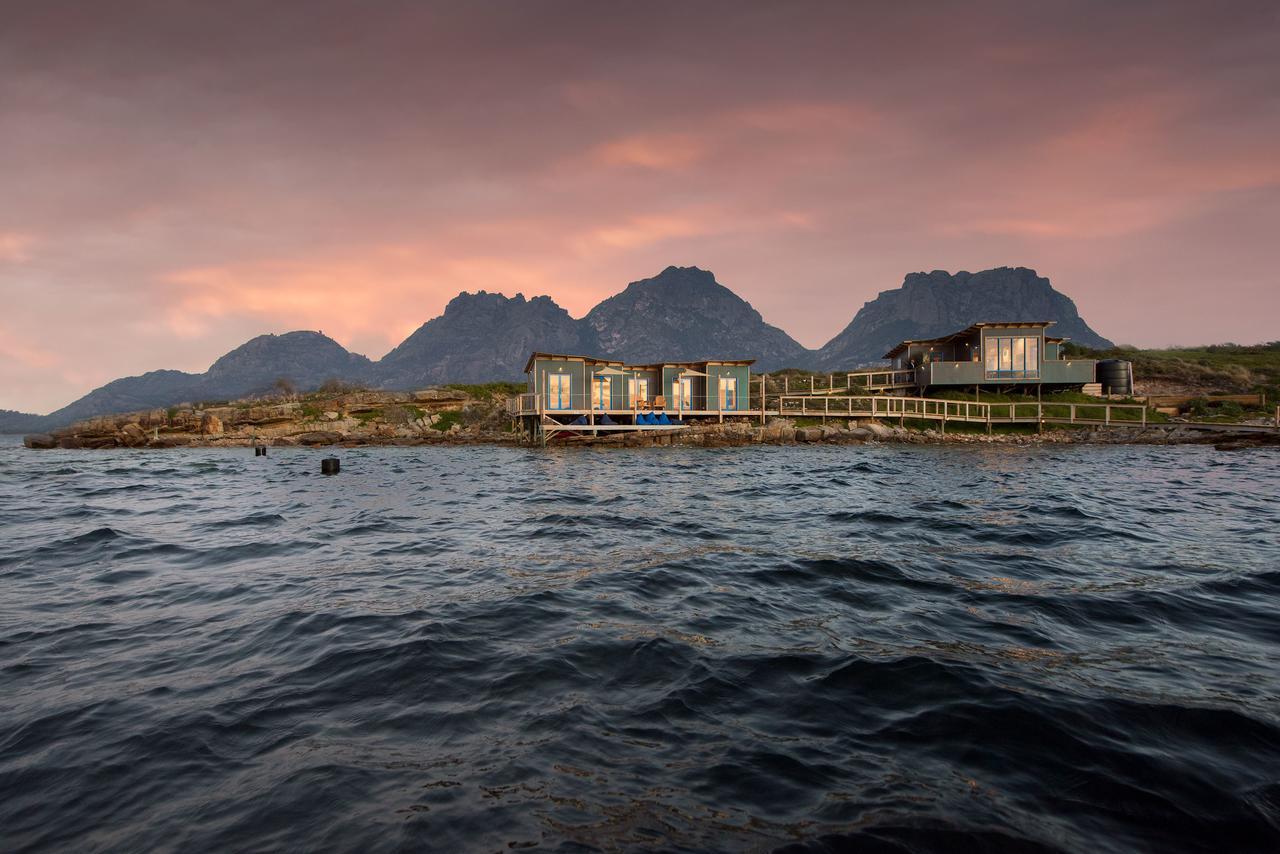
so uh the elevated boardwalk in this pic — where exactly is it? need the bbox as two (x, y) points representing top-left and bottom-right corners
(510, 390), (1278, 443)
(776, 369), (916, 395)
(778, 394), (1153, 432)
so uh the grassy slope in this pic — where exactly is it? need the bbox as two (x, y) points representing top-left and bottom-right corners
(1064, 342), (1280, 398)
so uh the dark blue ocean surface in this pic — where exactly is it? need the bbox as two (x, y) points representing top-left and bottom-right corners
(1, 435), (1278, 852)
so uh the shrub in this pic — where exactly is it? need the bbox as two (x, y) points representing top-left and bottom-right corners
(431, 410), (463, 431)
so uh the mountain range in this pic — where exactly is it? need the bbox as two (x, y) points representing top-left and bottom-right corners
(3, 265), (1113, 431)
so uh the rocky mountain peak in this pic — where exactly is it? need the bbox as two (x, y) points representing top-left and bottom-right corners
(583, 266), (809, 368)
(817, 266), (1113, 368)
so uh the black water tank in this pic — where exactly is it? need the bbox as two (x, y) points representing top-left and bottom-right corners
(1097, 359), (1133, 395)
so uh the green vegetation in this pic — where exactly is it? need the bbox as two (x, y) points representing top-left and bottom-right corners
(444, 381), (525, 401)
(299, 403), (324, 420)
(926, 389), (1167, 423)
(1064, 341), (1280, 399)
(431, 410), (464, 431)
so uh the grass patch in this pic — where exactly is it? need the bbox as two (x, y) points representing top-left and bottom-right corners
(445, 382), (525, 401)
(1064, 341), (1280, 396)
(927, 389), (1166, 423)
(430, 410), (464, 431)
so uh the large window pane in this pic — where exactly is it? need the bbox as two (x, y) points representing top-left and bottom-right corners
(985, 338), (999, 371)
(1027, 338), (1039, 373)
(1012, 338), (1025, 373)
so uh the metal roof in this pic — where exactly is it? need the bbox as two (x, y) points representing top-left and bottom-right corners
(524, 352), (755, 373)
(523, 352), (626, 373)
(882, 321), (1057, 360)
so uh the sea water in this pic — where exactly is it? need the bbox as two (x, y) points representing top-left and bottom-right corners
(1, 436), (1278, 851)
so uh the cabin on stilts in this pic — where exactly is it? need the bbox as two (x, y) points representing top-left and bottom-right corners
(882, 322), (1100, 395)
(508, 352), (761, 443)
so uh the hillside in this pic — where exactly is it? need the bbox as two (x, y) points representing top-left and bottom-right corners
(377, 292), (591, 387)
(1066, 341), (1280, 399)
(817, 267), (1113, 368)
(584, 266), (811, 369)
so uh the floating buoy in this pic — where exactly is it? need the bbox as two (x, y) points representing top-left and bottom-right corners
(321, 457), (340, 475)
(254, 446), (267, 456)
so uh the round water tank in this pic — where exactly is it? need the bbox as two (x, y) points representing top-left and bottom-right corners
(1097, 359), (1133, 395)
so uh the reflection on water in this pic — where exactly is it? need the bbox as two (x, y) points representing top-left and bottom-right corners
(1, 438), (1279, 852)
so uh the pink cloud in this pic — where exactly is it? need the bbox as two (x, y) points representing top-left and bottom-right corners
(593, 133), (707, 170)
(0, 232), (35, 262)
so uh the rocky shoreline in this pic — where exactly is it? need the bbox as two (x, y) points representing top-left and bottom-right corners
(19, 386), (1279, 451)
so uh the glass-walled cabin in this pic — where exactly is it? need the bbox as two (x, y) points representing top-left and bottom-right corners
(884, 322), (1096, 389)
(523, 353), (753, 414)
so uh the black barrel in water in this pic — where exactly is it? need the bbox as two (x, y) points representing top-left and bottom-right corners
(321, 457), (340, 475)
(1098, 359), (1133, 395)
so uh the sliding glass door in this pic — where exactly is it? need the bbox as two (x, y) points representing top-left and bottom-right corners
(984, 335), (1041, 379)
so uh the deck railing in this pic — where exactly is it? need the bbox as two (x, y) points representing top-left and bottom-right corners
(770, 369), (917, 395)
(776, 395), (1149, 427)
(507, 391), (755, 416)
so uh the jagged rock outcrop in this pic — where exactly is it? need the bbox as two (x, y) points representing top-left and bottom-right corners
(584, 266), (811, 370)
(377, 291), (591, 387)
(816, 267), (1113, 368)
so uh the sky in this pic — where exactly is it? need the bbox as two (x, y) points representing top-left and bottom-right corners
(2, 0), (1278, 413)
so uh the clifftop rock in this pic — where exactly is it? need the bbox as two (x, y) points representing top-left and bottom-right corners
(816, 267), (1113, 368)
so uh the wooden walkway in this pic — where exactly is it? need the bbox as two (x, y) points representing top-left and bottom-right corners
(777, 394), (1152, 432)
(775, 369), (916, 395)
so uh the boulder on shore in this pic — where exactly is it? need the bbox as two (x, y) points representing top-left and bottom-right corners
(23, 433), (56, 449)
(119, 423), (148, 447)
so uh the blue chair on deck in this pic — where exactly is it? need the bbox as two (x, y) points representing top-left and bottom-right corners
(570, 415), (587, 425)
(599, 414), (616, 425)
(656, 412), (672, 425)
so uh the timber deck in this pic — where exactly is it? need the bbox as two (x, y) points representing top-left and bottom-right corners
(510, 391), (1278, 443)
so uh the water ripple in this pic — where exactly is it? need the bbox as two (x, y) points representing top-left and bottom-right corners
(1, 437), (1278, 852)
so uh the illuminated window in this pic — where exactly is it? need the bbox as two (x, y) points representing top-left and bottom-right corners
(592, 376), (611, 409)
(985, 335), (1041, 379)
(720, 377), (737, 410)
(629, 377), (649, 402)
(546, 373), (571, 409)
